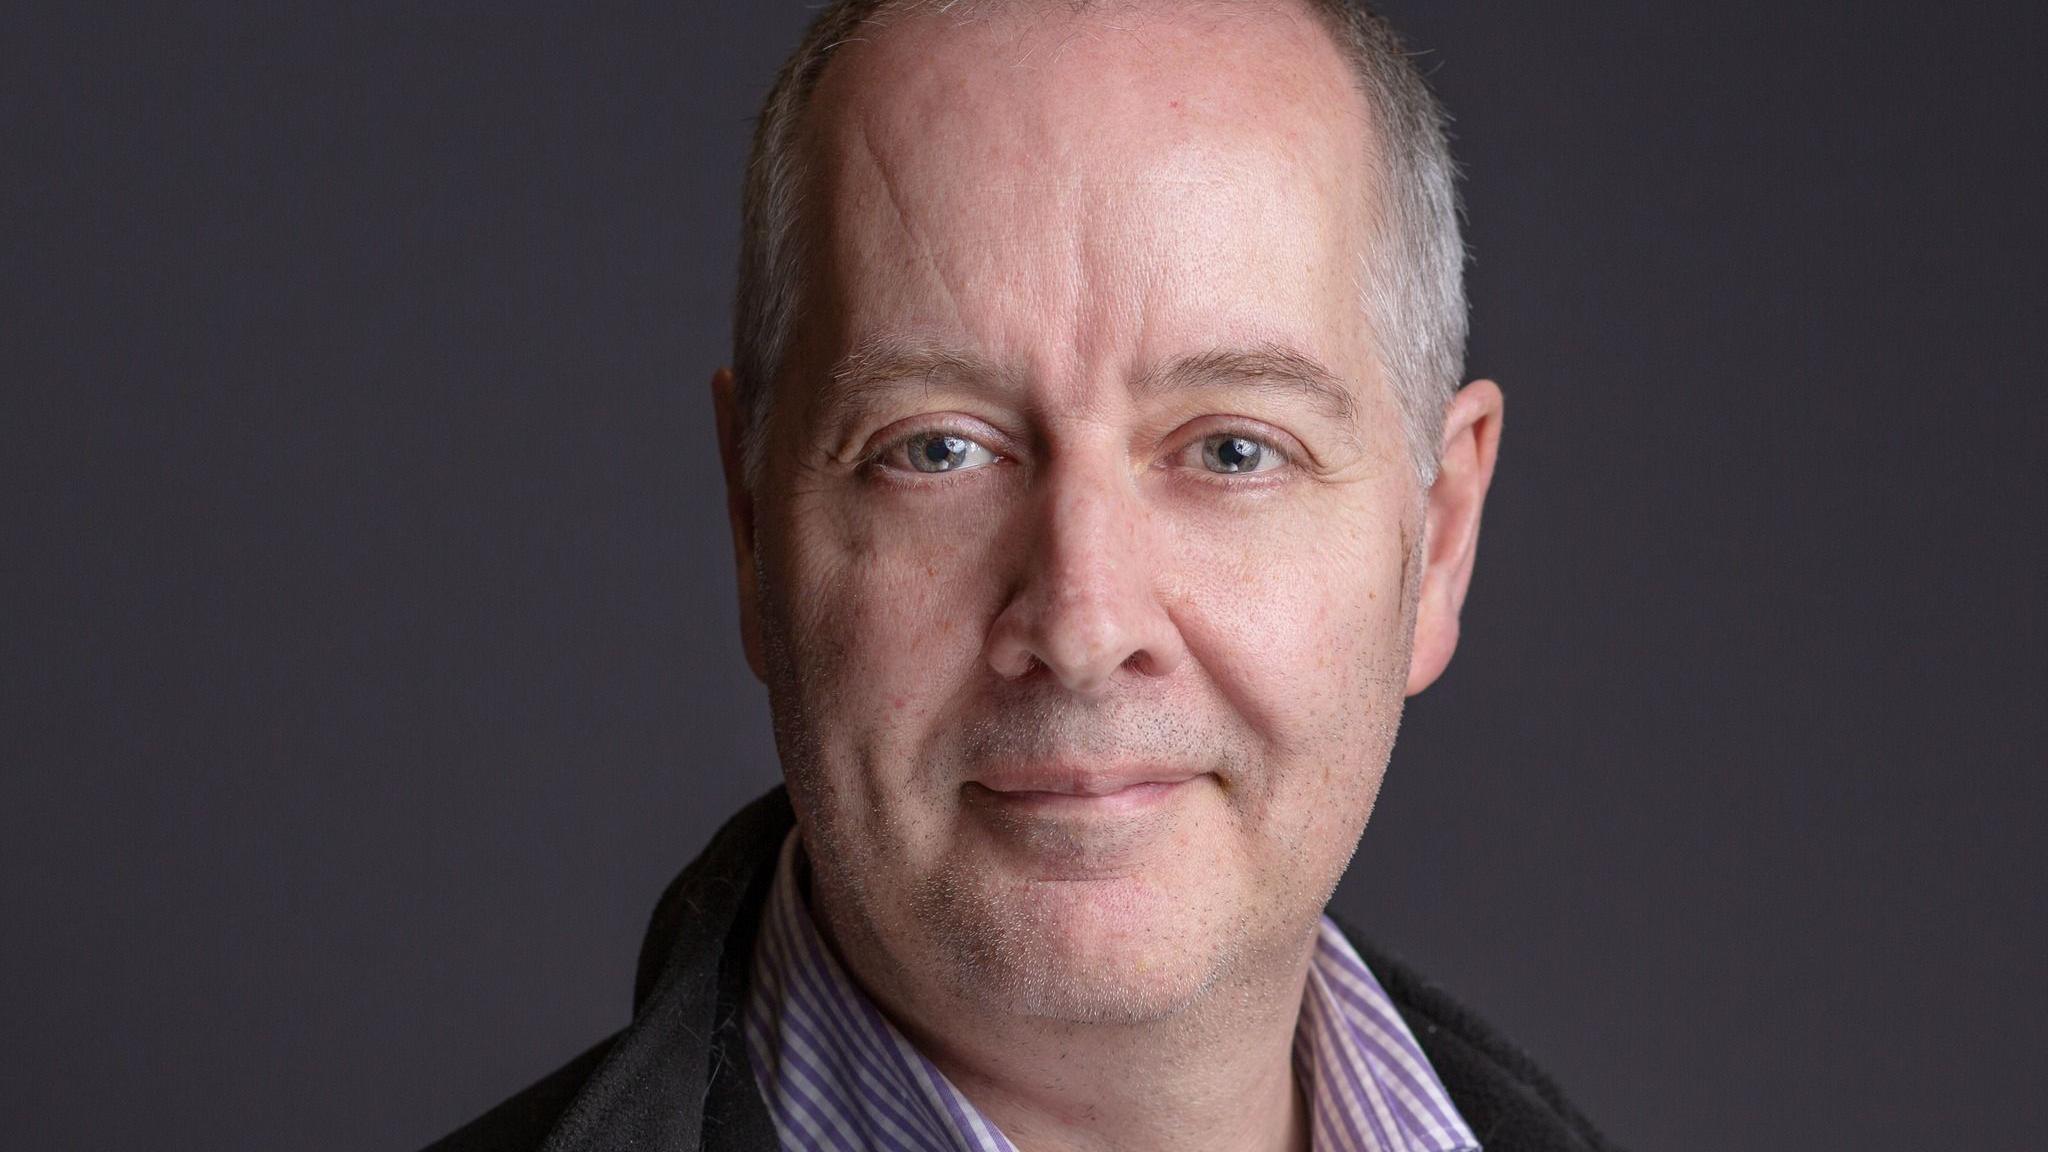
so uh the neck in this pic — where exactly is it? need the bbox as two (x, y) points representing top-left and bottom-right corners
(826, 906), (1319, 1152)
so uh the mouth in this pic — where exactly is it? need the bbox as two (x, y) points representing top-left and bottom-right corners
(958, 767), (1209, 876)
(962, 765), (1206, 814)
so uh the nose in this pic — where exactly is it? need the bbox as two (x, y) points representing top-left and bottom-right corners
(982, 456), (1188, 696)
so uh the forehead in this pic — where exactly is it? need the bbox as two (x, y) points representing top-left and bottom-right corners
(792, 1), (1384, 395)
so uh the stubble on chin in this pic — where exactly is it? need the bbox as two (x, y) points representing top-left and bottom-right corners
(901, 856), (1256, 1026)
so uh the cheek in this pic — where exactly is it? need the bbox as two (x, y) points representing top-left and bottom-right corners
(1163, 494), (1413, 863)
(771, 485), (1009, 759)
(1167, 496), (1413, 742)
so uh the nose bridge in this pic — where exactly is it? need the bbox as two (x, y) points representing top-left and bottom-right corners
(985, 441), (1184, 693)
(1042, 452), (1143, 606)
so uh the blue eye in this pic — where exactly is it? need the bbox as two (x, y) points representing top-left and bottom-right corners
(903, 432), (997, 474)
(1201, 433), (1278, 474)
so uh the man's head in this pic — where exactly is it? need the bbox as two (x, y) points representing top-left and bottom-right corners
(712, 0), (1503, 1025)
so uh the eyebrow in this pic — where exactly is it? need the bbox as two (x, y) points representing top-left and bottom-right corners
(818, 334), (1010, 427)
(819, 330), (1003, 401)
(817, 334), (1362, 438)
(1136, 343), (1361, 432)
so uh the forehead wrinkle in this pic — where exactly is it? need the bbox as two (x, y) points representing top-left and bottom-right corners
(1138, 343), (1364, 446)
(850, 114), (972, 330)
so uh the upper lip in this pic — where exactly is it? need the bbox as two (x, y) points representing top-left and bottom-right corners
(970, 764), (1204, 797)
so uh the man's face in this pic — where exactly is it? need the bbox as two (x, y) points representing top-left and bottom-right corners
(725, 4), (1457, 1023)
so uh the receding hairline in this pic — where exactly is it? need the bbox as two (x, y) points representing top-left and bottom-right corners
(798, 0), (1386, 167)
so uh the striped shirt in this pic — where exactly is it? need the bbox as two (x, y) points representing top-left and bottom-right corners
(744, 829), (1481, 1152)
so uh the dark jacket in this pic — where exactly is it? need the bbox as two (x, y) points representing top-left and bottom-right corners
(425, 787), (1618, 1152)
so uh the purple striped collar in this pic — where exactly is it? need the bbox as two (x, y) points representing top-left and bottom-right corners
(745, 829), (1480, 1152)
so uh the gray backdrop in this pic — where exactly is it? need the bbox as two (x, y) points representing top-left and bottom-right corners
(5, 2), (2043, 1150)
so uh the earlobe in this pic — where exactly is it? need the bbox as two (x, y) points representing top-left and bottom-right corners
(711, 368), (768, 684)
(1404, 379), (1504, 697)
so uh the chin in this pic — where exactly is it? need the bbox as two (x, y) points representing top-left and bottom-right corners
(909, 864), (1246, 1024)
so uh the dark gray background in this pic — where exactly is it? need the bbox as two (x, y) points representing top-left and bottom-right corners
(5, 2), (2043, 1149)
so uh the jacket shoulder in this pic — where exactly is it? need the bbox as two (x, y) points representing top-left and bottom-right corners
(417, 788), (795, 1152)
(418, 1035), (617, 1152)
(1333, 919), (1623, 1152)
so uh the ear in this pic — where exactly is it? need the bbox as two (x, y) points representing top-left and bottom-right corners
(1405, 378), (1504, 697)
(711, 368), (767, 683)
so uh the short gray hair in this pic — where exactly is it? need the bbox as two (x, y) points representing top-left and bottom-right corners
(731, 0), (1466, 486)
